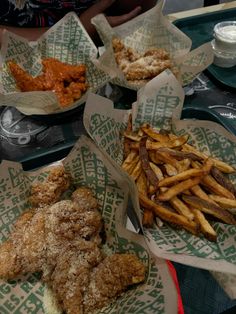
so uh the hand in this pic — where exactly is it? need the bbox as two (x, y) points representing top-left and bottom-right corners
(79, 0), (142, 43)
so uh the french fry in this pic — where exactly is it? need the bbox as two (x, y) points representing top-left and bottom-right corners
(190, 185), (218, 206)
(211, 166), (236, 196)
(139, 137), (159, 189)
(148, 151), (161, 164)
(153, 148), (192, 173)
(122, 151), (139, 174)
(124, 131), (142, 142)
(142, 208), (154, 227)
(208, 194), (236, 209)
(141, 124), (170, 142)
(182, 195), (236, 225)
(136, 171), (148, 197)
(158, 177), (202, 201)
(153, 151), (180, 168)
(158, 158), (212, 188)
(191, 208), (217, 242)
(121, 123), (236, 241)
(139, 193), (199, 235)
(130, 135), (189, 150)
(158, 168), (203, 187)
(191, 160), (235, 200)
(175, 159), (191, 173)
(158, 165), (210, 187)
(149, 162), (164, 180)
(161, 164), (178, 177)
(169, 196), (194, 221)
(183, 144), (235, 174)
(156, 147), (203, 162)
(130, 160), (142, 181)
(147, 135), (189, 150)
(201, 175), (235, 200)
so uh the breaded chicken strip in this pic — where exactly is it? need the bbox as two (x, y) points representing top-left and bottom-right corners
(71, 187), (98, 211)
(0, 209), (44, 279)
(0, 240), (21, 279)
(29, 166), (71, 207)
(0, 186), (101, 280)
(0, 185), (145, 314)
(112, 37), (179, 82)
(47, 242), (104, 314)
(46, 252), (146, 314)
(83, 254), (146, 313)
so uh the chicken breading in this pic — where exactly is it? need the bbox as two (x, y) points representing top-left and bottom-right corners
(83, 254), (146, 314)
(29, 166), (71, 207)
(0, 178), (146, 314)
(112, 37), (179, 83)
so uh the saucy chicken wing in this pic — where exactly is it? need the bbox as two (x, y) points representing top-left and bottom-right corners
(8, 58), (88, 108)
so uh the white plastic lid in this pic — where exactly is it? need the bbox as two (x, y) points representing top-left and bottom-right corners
(214, 21), (236, 43)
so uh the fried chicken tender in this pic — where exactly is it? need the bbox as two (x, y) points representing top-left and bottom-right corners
(8, 61), (45, 91)
(29, 166), (71, 207)
(112, 37), (179, 82)
(8, 58), (88, 108)
(0, 187), (102, 279)
(48, 242), (104, 314)
(0, 209), (44, 279)
(83, 254), (146, 313)
(71, 187), (98, 211)
(0, 184), (146, 314)
(126, 57), (173, 80)
(0, 240), (21, 279)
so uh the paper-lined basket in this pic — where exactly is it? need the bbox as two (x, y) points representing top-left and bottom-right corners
(91, 0), (214, 90)
(0, 13), (109, 115)
(0, 135), (178, 313)
(84, 70), (236, 298)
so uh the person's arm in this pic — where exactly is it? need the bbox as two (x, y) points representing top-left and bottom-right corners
(0, 25), (49, 44)
(0, 0), (156, 46)
(79, 0), (142, 44)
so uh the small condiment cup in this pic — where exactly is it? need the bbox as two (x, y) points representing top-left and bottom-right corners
(211, 21), (236, 68)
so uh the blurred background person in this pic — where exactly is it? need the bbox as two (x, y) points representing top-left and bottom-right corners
(0, 0), (157, 45)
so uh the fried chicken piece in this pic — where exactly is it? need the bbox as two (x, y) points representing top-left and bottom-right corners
(112, 38), (140, 73)
(0, 185), (145, 314)
(0, 209), (44, 279)
(112, 37), (179, 82)
(143, 48), (170, 60)
(42, 58), (86, 83)
(8, 61), (45, 91)
(125, 57), (173, 80)
(8, 58), (88, 108)
(48, 242), (104, 314)
(0, 186), (102, 281)
(71, 187), (98, 211)
(67, 82), (88, 99)
(83, 254), (146, 313)
(29, 166), (71, 207)
(0, 240), (21, 279)
(47, 251), (145, 314)
(45, 199), (103, 265)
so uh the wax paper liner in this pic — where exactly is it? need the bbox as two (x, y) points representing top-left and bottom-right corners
(91, 0), (213, 90)
(0, 12), (110, 116)
(83, 70), (236, 298)
(0, 135), (179, 313)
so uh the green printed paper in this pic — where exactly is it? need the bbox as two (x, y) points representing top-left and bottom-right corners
(0, 136), (178, 314)
(0, 13), (109, 115)
(92, 0), (213, 90)
(84, 70), (236, 297)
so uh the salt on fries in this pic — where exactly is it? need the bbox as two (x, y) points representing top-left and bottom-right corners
(121, 117), (236, 242)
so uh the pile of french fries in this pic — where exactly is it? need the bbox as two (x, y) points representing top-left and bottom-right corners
(122, 116), (236, 242)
